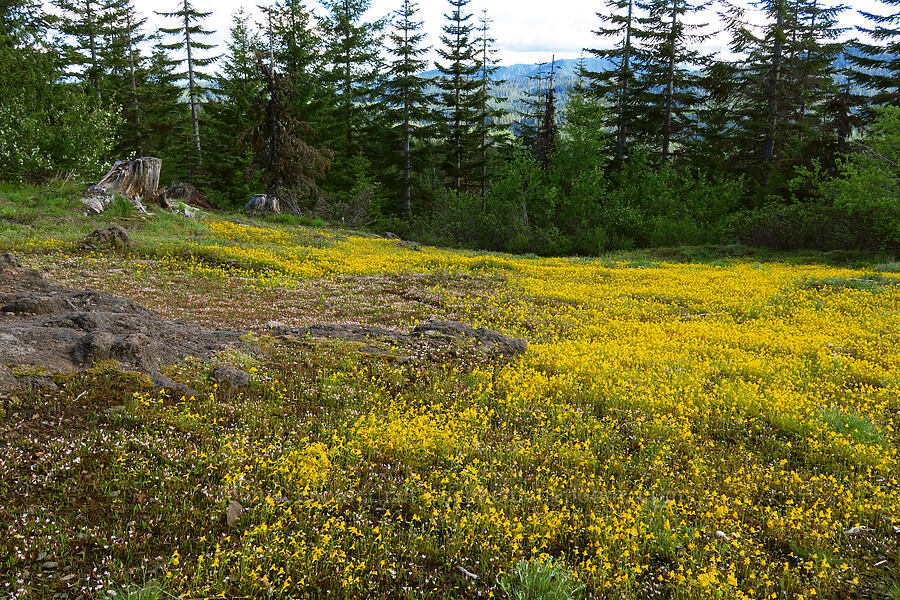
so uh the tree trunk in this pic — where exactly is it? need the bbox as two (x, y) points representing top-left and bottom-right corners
(662, 0), (678, 163)
(765, 3), (784, 164)
(184, 0), (202, 175)
(126, 13), (142, 149)
(403, 10), (412, 217)
(617, 0), (634, 163)
(83, 157), (162, 214)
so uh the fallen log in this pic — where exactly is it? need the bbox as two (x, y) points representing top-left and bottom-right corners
(83, 157), (162, 214)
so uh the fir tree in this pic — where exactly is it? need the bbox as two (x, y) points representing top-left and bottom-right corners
(584, 0), (646, 162)
(266, 0), (322, 101)
(435, 0), (482, 191)
(157, 0), (217, 178)
(723, 0), (847, 180)
(848, 0), (900, 113)
(103, 0), (150, 154)
(319, 0), (385, 171)
(473, 8), (508, 200)
(139, 41), (188, 180)
(635, 0), (713, 162)
(383, 0), (432, 216)
(53, 0), (113, 98)
(245, 59), (333, 211)
(517, 61), (548, 151)
(534, 57), (559, 170)
(206, 9), (266, 203)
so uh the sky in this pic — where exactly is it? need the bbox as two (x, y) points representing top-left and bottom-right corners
(136, 0), (889, 68)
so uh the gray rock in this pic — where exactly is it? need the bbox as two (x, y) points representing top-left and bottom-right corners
(17, 376), (58, 392)
(412, 320), (528, 357)
(81, 226), (131, 251)
(226, 500), (243, 527)
(1, 260), (248, 379)
(151, 372), (199, 401)
(103, 405), (126, 415)
(399, 240), (422, 252)
(2, 296), (72, 315)
(71, 331), (116, 365)
(42, 561), (58, 570)
(1, 253), (20, 270)
(0, 364), (16, 391)
(209, 365), (251, 388)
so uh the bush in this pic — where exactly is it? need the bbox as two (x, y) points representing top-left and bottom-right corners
(823, 107), (900, 244)
(723, 199), (885, 251)
(0, 89), (119, 182)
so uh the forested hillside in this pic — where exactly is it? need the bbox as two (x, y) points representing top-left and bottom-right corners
(1, 0), (898, 254)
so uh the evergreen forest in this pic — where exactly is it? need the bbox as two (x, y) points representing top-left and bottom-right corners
(1, 0), (899, 255)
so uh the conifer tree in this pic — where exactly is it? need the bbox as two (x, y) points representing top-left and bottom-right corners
(848, 0), (900, 113)
(53, 0), (113, 98)
(206, 9), (266, 202)
(723, 0), (846, 180)
(692, 59), (743, 170)
(103, 0), (150, 154)
(584, 0), (646, 162)
(435, 0), (482, 191)
(266, 0), (322, 106)
(636, 0), (713, 162)
(534, 57), (559, 169)
(157, 0), (217, 178)
(383, 0), (432, 216)
(473, 8), (508, 200)
(786, 0), (846, 155)
(139, 41), (188, 178)
(517, 61), (548, 150)
(721, 0), (798, 173)
(319, 0), (385, 171)
(246, 60), (333, 211)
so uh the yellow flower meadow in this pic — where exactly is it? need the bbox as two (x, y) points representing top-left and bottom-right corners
(33, 216), (898, 599)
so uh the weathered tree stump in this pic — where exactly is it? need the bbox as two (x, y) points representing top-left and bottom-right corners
(83, 157), (162, 214)
(162, 182), (215, 210)
(244, 194), (281, 214)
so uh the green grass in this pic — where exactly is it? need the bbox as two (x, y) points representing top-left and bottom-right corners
(820, 408), (890, 447)
(801, 275), (900, 293)
(499, 559), (585, 600)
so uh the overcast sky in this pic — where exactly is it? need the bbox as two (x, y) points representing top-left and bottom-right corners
(137, 0), (888, 67)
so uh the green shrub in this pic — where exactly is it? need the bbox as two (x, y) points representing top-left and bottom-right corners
(723, 199), (885, 251)
(823, 107), (900, 244)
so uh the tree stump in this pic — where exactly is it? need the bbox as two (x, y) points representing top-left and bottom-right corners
(162, 182), (215, 210)
(244, 194), (281, 214)
(83, 157), (162, 214)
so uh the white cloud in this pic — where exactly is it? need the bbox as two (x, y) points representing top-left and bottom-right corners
(139, 0), (890, 68)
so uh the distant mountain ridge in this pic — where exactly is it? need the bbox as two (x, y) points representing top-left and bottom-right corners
(422, 51), (893, 122)
(423, 57), (611, 122)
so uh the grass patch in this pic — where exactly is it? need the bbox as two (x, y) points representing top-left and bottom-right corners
(801, 275), (899, 292)
(499, 559), (585, 600)
(820, 407), (890, 447)
(873, 261), (900, 273)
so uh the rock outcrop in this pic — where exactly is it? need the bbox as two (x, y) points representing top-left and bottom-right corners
(1, 254), (528, 392)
